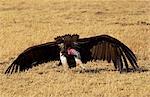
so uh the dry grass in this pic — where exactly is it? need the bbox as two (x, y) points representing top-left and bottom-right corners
(0, 0), (150, 97)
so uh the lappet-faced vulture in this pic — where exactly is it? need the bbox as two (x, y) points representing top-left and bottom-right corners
(5, 34), (139, 74)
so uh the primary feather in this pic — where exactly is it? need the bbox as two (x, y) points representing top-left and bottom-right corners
(77, 35), (139, 72)
(5, 42), (60, 74)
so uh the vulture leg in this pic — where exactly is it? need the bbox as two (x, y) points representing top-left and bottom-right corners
(75, 57), (85, 69)
(60, 52), (69, 71)
(57, 61), (62, 66)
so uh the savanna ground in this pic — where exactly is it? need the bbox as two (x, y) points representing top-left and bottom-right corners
(0, 0), (150, 97)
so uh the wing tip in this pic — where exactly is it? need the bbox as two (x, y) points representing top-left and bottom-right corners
(5, 63), (19, 74)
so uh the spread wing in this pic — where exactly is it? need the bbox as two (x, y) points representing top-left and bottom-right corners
(5, 42), (60, 74)
(77, 35), (139, 72)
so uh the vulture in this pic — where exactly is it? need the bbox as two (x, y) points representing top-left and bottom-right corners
(5, 34), (139, 74)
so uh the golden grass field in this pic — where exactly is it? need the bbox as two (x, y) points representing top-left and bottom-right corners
(0, 0), (150, 97)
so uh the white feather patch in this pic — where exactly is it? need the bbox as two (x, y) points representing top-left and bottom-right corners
(60, 52), (68, 69)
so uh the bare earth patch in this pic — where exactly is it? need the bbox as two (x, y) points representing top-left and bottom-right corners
(0, 0), (150, 97)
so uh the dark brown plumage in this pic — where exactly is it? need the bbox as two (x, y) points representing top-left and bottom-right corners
(5, 34), (139, 74)
(77, 35), (139, 72)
